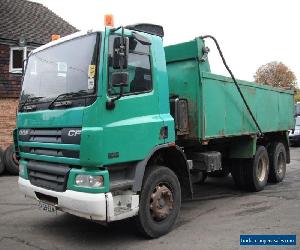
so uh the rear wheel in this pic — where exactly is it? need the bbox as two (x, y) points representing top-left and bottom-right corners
(135, 166), (181, 238)
(231, 159), (246, 189)
(268, 142), (286, 183)
(4, 144), (19, 175)
(0, 148), (5, 175)
(244, 146), (269, 191)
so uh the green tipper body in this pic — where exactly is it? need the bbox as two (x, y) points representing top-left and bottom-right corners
(165, 38), (294, 142)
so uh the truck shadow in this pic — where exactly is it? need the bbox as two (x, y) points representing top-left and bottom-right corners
(192, 175), (242, 200)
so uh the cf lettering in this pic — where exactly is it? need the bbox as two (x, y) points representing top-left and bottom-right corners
(68, 130), (81, 136)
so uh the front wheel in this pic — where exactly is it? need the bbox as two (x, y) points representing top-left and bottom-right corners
(135, 166), (181, 238)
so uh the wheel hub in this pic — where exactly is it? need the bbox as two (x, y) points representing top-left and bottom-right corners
(257, 158), (267, 182)
(150, 184), (174, 221)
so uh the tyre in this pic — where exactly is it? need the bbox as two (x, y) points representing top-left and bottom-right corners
(0, 148), (5, 175)
(244, 146), (269, 191)
(268, 142), (286, 183)
(231, 159), (246, 189)
(135, 165), (181, 238)
(3, 144), (19, 175)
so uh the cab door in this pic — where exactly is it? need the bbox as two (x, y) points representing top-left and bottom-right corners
(102, 34), (165, 165)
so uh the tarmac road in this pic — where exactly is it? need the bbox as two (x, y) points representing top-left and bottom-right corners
(0, 147), (299, 250)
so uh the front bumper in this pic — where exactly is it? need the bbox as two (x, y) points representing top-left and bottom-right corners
(18, 177), (139, 222)
(19, 177), (110, 221)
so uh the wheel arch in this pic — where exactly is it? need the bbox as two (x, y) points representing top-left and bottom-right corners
(132, 144), (193, 200)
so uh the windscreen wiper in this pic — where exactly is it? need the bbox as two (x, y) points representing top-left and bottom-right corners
(48, 90), (90, 109)
(19, 96), (44, 111)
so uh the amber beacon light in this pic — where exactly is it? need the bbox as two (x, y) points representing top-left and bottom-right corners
(51, 34), (60, 41)
(104, 14), (114, 27)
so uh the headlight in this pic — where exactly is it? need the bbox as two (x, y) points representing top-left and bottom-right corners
(75, 175), (104, 188)
(19, 163), (25, 176)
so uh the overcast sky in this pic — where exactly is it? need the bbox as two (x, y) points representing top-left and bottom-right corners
(33, 0), (300, 87)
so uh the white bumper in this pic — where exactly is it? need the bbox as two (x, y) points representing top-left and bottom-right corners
(18, 177), (139, 222)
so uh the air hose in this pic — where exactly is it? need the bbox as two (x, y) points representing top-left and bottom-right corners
(200, 35), (263, 137)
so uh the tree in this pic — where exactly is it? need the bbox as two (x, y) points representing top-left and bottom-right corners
(254, 61), (297, 89)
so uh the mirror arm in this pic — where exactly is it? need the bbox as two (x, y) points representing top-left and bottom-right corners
(106, 27), (130, 110)
(106, 26), (126, 110)
(120, 26), (125, 70)
(106, 87), (123, 110)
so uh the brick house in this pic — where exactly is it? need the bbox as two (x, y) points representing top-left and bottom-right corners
(0, 0), (78, 150)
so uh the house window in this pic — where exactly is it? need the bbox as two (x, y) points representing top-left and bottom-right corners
(9, 47), (31, 73)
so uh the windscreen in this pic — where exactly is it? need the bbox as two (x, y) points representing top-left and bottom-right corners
(20, 33), (99, 102)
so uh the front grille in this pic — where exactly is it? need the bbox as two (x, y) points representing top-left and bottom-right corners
(18, 127), (81, 159)
(20, 147), (80, 158)
(18, 128), (81, 144)
(27, 161), (71, 192)
(19, 128), (62, 143)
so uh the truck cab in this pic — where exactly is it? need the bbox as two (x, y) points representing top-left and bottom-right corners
(18, 25), (183, 237)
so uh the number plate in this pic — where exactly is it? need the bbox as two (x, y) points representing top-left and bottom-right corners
(38, 201), (57, 213)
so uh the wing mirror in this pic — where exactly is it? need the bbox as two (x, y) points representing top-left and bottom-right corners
(111, 72), (128, 87)
(112, 36), (129, 69)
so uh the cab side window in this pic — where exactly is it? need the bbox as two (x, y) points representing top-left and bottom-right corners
(108, 35), (152, 95)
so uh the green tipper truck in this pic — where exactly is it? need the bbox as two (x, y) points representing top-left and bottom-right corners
(17, 24), (294, 238)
